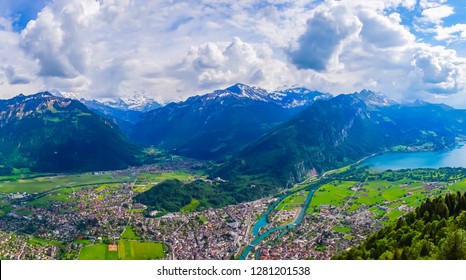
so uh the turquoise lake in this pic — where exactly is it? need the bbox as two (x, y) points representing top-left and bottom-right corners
(363, 144), (466, 171)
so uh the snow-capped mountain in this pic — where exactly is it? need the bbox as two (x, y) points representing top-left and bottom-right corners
(47, 89), (80, 100)
(48, 89), (161, 112)
(0, 91), (139, 173)
(355, 89), (397, 107)
(270, 87), (331, 109)
(47, 89), (160, 134)
(99, 94), (161, 112)
(197, 83), (331, 110)
(131, 83), (331, 160)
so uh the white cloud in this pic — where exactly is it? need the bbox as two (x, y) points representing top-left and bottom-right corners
(411, 46), (460, 93)
(285, 0), (464, 101)
(176, 37), (294, 97)
(289, 4), (361, 71)
(414, 1), (463, 45)
(419, 0), (448, 9)
(0, 0), (464, 106)
(0, 18), (42, 98)
(420, 5), (454, 24)
(432, 23), (466, 42)
(358, 9), (414, 48)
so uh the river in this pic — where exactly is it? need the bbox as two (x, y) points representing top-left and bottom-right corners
(239, 183), (322, 260)
(239, 144), (466, 259)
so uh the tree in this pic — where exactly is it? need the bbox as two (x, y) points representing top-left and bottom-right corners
(440, 229), (466, 260)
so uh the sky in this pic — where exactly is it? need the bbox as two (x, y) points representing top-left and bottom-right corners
(0, 0), (466, 107)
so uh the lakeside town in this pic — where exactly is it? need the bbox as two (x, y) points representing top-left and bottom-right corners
(0, 165), (462, 260)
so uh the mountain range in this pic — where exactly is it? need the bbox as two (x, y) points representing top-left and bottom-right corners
(3, 84), (466, 199)
(50, 90), (161, 135)
(214, 92), (466, 198)
(0, 92), (140, 173)
(131, 83), (331, 159)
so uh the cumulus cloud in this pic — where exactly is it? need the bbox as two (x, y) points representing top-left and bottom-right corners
(414, 1), (461, 44)
(434, 24), (466, 41)
(285, 0), (465, 101)
(420, 5), (454, 24)
(177, 37), (293, 94)
(20, 1), (98, 78)
(290, 5), (361, 71)
(411, 47), (460, 93)
(0, 17), (42, 97)
(2, 65), (30, 85)
(358, 10), (413, 48)
(0, 0), (464, 106)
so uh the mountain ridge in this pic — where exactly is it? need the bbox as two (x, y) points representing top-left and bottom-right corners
(0, 92), (141, 173)
(213, 92), (466, 198)
(131, 84), (333, 159)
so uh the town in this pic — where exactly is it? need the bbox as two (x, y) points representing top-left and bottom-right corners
(0, 165), (463, 260)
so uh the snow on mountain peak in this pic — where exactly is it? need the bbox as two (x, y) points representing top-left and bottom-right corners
(95, 94), (160, 112)
(46, 89), (161, 112)
(356, 89), (397, 107)
(201, 84), (332, 109)
(47, 89), (80, 100)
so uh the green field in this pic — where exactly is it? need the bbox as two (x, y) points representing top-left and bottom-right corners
(449, 178), (466, 192)
(14, 208), (33, 216)
(332, 226), (351, 234)
(180, 199), (200, 212)
(78, 244), (119, 260)
(0, 173), (134, 194)
(27, 187), (83, 208)
(118, 241), (165, 260)
(384, 209), (405, 221)
(276, 191), (308, 211)
(120, 226), (140, 240)
(27, 237), (63, 246)
(127, 209), (145, 213)
(95, 184), (120, 191)
(0, 203), (13, 217)
(134, 171), (196, 192)
(306, 176), (464, 218)
(198, 214), (208, 223)
(307, 181), (357, 213)
(78, 241), (165, 260)
(76, 239), (91, 245)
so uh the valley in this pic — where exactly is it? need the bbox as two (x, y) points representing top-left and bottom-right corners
(1, 86), (466, 260)
(1, 156), (465, 260)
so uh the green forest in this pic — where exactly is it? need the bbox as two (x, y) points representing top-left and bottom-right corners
(335, 191), (466, 260)
(133, 179), (236, 213)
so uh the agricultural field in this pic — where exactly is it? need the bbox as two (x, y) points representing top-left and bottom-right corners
(307, 181), (358, 213)
(27, 237), (63, 247)
(118, 241), (165, 260)
(0, 173), (134, 194)
(306, 177), (459, 222)
(78, 240), (165, 260)
(78, 244), (119, 260)
(27, 187), (83, 208)
(275, 191), (308, 211)
(449, 178), (466, 192)
(133, 171), (196, 193)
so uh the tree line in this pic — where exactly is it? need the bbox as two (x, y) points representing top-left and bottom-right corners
(334, 191), (466, 260)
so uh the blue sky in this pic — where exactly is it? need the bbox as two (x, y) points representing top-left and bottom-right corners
(0, 0), (465, 107)
(0, 0), (48, 31)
